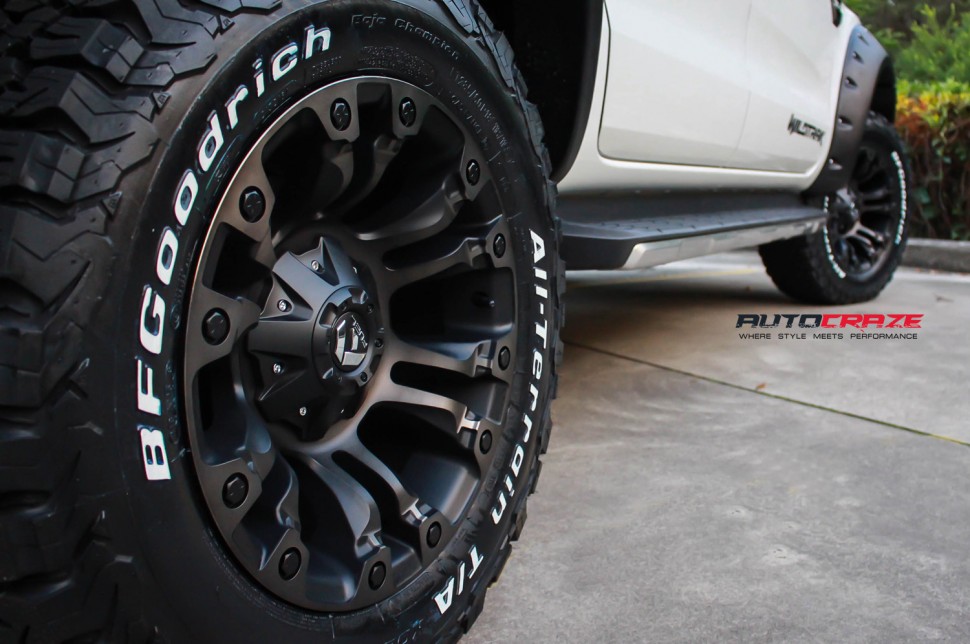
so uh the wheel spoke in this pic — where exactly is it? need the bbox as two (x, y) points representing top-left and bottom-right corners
(184, 286), (261, 377)
(296, 452), (382, 555)
(316, 141), (356, 210)
(384, 234), (487, 290)
(859, 202), (894, 216)
(382, 381), (469, 429)
(387, 340), (483, 378)
(855, 223), (887, 248)
(357, 175), (466, 250)
(389, 238), (481, 287)
(340, 436), (422, 522)
(330, 135), (404, 217)
(855, 237), (877, 261)
(261, 456), (302, 533)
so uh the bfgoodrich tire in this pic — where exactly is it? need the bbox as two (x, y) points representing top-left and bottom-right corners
(760, 113), (912, 305)
(0, 1), (562, 642)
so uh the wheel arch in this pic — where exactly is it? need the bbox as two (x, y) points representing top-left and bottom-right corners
(806, 25), (894, 196)
(871, 57), (897, 124)
(478, 0), (604, 182)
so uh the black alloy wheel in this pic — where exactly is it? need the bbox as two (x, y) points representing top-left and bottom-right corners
(184, 77), (518, 612)
(822, 142), (905, 282)
(760, 112), (912, 304)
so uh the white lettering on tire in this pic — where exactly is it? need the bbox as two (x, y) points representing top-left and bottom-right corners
(438, 227), (552, 614)
(139, 427), (172, 481)
(133, 23), (335, 480)
(139, 286), (165, 355)
(433, 546), (485, 614)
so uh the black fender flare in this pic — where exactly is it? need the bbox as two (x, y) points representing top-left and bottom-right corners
(806, 26), (894, 196)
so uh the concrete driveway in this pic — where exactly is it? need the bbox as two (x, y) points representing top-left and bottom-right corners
(466, 251), (970, 643)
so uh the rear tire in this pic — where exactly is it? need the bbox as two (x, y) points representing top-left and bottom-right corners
(0, 1), (562, 641)
(760, 113), (911, 305)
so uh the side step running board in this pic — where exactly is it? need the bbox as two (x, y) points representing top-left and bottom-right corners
(558, 193), (826, 270)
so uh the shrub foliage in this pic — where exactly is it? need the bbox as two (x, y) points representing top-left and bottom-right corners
(847, 2), (970, 239)
(895, 81), (970, 240)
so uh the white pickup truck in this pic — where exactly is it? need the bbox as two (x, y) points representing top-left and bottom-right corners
(0, 0), (908, 641)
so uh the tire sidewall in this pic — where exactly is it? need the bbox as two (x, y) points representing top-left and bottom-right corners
(107, 2), (555, 641)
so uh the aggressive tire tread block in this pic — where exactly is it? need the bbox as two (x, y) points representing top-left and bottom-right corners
(760, 113), (910, 305)
(0, 1), (273, 641)
(0, 0), (561, 641)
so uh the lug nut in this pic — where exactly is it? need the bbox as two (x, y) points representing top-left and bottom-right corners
(222, 473), (248, 508)
(399, 97), (417, 127)
(279, 548), (301, 580)
(374, 338), (384, 349)
(311, 260), (321, 272)
(427, 522), (442, 548)
(277, 299), (290, 313)
(479, 430), (493, 454)
(299, 406), (307, 417)
(273, 363), (284, 375)
(498, 347), (511, 370)
(368, 561), (387, 590)
(331, 99), (351, 131)
(203, 309), (229, 345)
(360, 373), (369, 383)
(493, 234), (506, 258)
(466, 160), (481, 186)
(240, 187), (266, 223)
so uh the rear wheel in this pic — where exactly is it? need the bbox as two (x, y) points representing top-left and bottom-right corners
(760, 113), (911, 304)
(0, 1), (561, 641)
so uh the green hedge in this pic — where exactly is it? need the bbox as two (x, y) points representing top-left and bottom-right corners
(847, 2), (970, 239)
(896, 81), (970, 240)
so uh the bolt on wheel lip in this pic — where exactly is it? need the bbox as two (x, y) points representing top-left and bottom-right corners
(331, 98), (352, 131)
(240, 186), (266, 222)
(222, 473), (249, 508)
(493, 233), (506, 258)
(279, 548), (302, 580)
(202, 309), (230, 345)
(399, 97), (417, 127)
(466, 159), (481, 185)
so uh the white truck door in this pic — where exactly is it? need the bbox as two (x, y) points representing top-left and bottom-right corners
(598, 0), (752, 168)
(732, 0), (848, 172)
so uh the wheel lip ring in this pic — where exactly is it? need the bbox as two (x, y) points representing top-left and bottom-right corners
(180, 75), (518, 613)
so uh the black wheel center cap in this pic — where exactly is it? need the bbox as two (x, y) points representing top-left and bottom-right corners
(832, 188), (861, 232)
(331, 311), (369, 370)
(245, 237), (384, 432)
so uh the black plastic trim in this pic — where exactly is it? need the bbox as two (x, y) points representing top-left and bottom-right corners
(550, 0), (604, 183)
(806, 26), (891, 196)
